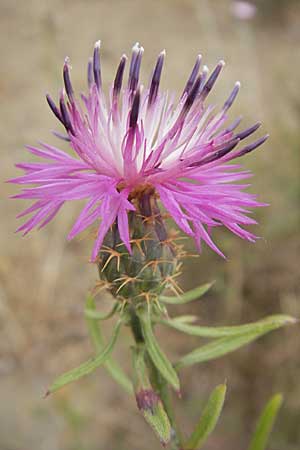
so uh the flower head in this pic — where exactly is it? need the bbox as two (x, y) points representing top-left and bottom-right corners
(11, 41), (268, 261)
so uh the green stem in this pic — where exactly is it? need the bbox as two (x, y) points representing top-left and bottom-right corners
(129, 306), (145, 343)
(129, 308), (183, 449)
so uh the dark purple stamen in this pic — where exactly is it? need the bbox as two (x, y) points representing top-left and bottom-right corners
(128, 44), (143, 93)
(52, 130), (71, 141)
(189, 137), (240, 167)
(59, 94), (74, 134)
(199, 66), (208, 91)
(199, 60), (225, 101)
(63, 58), (74, 102)
(236, 122), (261, 140)
(224, 116), (242, 134)
(182, 75), (202, 114)
(87, 57), (93, 89)
(46, 94), (64, 124)
(182, 54), (202, 97)
(236, 134), (269, 157)
(93, 41), (102, 90)
(223, 81), (240, 111)
(148, 50), (165, 106)
(129, 88), (140, 128)
(128, 45), (138, 81)
(113, 55), (127, 98)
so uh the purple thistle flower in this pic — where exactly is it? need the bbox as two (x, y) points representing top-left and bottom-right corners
(10, 41), (268, 261)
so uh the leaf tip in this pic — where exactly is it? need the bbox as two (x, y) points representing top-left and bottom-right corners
(271, 392), (284, 406)
(219, 382), (227, 393)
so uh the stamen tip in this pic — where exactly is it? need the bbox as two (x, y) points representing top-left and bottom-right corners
(132, 42), (140, 52)
(94, 40), (101, 49)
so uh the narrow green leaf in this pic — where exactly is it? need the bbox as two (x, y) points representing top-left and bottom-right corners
(138, 310), (180, 393)
(160, 282), (214, 305)
(161, 314), (295, 338)
(176, 315), (295, 369)
(248, 394), (283, 450)
(185, 384), (226, 449)
(47, 318), (123, 394)
(170, 315), (199, 324)
(85, 296), (133, 395)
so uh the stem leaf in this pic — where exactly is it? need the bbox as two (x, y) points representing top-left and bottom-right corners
(176, 315), (295, 369)
(138, 310), (180, 393)
(248, 394), (283, 450)
(185, 384), (226, 449)
(160, 282), (214, 305)
(47, 318), (122, 394)
(161, 314), (295, 338)
(85, 296), (133, 394)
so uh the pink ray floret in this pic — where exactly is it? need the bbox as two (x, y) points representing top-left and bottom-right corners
(10, 41), (268, 261)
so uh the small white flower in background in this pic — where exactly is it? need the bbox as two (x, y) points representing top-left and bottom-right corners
(231, 1), (257, 20)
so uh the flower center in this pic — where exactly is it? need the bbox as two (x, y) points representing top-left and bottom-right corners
(117, 181), (157, 202)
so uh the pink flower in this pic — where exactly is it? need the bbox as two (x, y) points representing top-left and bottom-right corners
(10, 41), (268, 261)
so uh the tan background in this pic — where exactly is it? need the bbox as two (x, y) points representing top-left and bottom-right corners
(1, 0), (300, 449)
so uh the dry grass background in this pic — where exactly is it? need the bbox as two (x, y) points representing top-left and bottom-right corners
(1, 0), (300, 449)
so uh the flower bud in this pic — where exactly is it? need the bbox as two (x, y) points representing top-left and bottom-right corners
(132, 345), (171, 446)
(97, 191), (179, 303)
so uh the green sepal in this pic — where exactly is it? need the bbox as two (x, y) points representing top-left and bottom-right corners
(47, 317), (123, 395)
(160, 282), (214, 305)
(175, 315), (295, 369)
(85, 295), (133, 394)
(248, 394), (283, 450)
(132, 345), (171, 446)
(185, 384), (226, 449)
(160, 314), (295, 338)
(138, 309), (180, 393)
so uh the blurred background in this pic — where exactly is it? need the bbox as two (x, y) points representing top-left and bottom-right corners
(1, 0), (300, 449)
